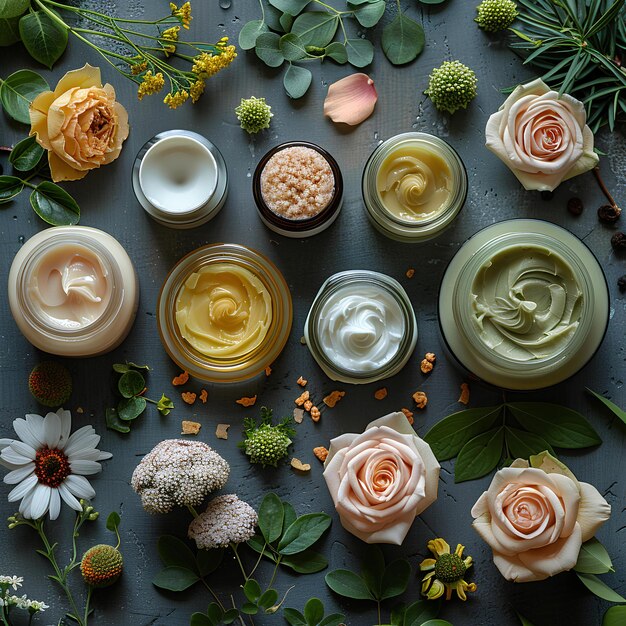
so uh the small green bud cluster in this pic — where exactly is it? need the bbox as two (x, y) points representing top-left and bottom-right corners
(235, 96), (273, 134)
(425, 61), (478, 114)
(243, 426), (292, 467)
(475, 0), (518, 32)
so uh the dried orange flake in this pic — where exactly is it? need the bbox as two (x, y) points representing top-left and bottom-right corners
(199, 389), (208, 404)
(265, 366), (272, 376)
(295, 390), (310, 406)
(310, 406), (321, 422)
(420, 359), (434, 374)
(313, 446), (329, 462)
(215, 423), (230, 440)
(374, 387), (388, 400)
(323, 390), (345, 408)
(181, 420), (201, 435)
(401, 407), (414, 425)
(424, 352), (436, 363)
(181, 391), (197, 405)
(303, 400), (313, 412)
(291, 458), (311, 472)
(236, 395), (257, 407)
(297, 376), (307, 387)
(458, 382), (470, 405)
(413, 391), (428, 409)
(172, 371), (189, 386)
(406, 268), (415, 278)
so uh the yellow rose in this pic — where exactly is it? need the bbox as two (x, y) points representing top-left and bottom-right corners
(29, 64), (129, 183)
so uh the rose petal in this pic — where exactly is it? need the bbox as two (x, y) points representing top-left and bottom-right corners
(324, 73), (377, 126)
(577, 481), (611, 541)
(53, 64), (102, 98)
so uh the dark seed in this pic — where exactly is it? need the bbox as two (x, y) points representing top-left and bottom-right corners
(611, 232), (626, 251)
(598, 204), (622, 224)
(541, 190), (554, 201)
(618, 275), (626, 291)
(567, 197), (584, 216)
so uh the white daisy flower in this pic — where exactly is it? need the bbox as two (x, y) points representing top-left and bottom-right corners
(0, 408), (112, 520)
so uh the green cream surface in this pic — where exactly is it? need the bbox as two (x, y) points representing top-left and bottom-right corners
(470, 244), (583, 361)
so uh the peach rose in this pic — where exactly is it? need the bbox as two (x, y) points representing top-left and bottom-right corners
(471, 452), (610, 582)
(323, 412), (440, 545)
(485, 79), (598, 191)
(29, 64), (129, 183)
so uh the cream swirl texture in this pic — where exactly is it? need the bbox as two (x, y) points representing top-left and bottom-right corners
(471, 245), (582, 361)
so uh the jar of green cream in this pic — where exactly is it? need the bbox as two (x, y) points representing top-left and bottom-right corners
(439, 219), (609, 390)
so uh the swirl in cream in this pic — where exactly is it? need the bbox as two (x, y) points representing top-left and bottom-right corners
(175, 263), (272, 359)
(376, 144), (452, 222)
(471, 245), (583, 361)
(29, 244), (111, 329)
(317, 285), (404, 372)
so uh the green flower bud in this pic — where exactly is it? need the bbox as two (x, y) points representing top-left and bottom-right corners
(475, 0), (518, 32)
(425, 61), (478, 114)
(235, 96), (273, 134)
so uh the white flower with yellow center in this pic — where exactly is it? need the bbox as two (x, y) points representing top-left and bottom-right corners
(0, 409), (111, 520)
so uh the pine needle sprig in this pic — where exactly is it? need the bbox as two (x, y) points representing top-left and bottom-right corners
(508, 0), (626, 132)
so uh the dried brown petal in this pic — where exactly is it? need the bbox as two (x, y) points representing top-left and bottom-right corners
(293, 408), (305, 424)
(172, 371), (189, 386)
(297, 376), (307, 387)
(323, 390), (345, 408)
(182, 391), (197, 405)
(236, 395), (257, 407)
(413, 391), (428, 409)
(215, 423), (230, 440)
(458, 382), (470, 405)
(199, 389), (208, 404)
(181, 420), (201, 435)
(313, 446), (329, 462)
(291, 458), (311, 472)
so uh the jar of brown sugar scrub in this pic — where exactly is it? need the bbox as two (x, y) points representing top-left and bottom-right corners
(253, 141), (344, 238)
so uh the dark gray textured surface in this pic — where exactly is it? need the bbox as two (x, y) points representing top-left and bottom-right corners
(1, 1), (625, 625)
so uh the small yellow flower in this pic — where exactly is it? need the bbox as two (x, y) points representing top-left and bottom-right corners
(162, 43), (176, 56)
(137, 71), (165, 100)
(162, 26), (180, 41)
(190, 79), (205, 103)
(170, 2), (192, 29)
(164, 90), (189, 109)
(130, 61), (148, 75)
(420, 538), (477, 602)
(191, 42), (237, 79)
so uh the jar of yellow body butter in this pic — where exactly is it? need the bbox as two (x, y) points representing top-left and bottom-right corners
(362, 132), (467, 242)
(158, 243), (292, 382)
(8, 226), (138, 356)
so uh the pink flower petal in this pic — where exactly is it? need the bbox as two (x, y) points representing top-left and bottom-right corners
(324, 73), (378, 126)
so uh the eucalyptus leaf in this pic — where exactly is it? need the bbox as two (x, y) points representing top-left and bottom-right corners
(19, 9), (68, 69)
(575, 538), (615, 574)
(603, 606), (626, 626)
(381, 559), (411, 600)
(455, 427), (504, 483)
(278, 513), (331, 554)
(255, 32), (284, 67)
(280, 32), (308, 61)
(291, 12), (338, 47)
(324, 41), (348, 63)
(239, 19), (268, 50)
(279, 11), (294, 31)
(196, 547), (224, 577)
(259, 492), (284, 543)
(424, 406), (503, 461)
(0, 15), (21, 46)
(382, 12), (425, 65)
(9, 135), (45, 171)
(351, 0), (386, 28)
(283, 64), (312, 98)
(303, 598), (324, 624)
(325, 569), (374, 600)
(106, 511), (121, 533)
(30, 182), (80, 226)
(118, 370), (146, 398)
(345, 38), (374, 67)
(117, 395), (147, 421)
(152, 566), (199, 592)
(0, 69), (49, 123)
(105, 407), (130, 434)
(157, 535), (198, 572)
(243, 579), (262, 603)
(361, 545), (385, 599)
(587, 388), (626, 427)
(576, 572), (626, 602)
(507, 402), (601, 448)
(0, 175), (24, 203)
(269, 0), (310, 16)
(281, 549), (328, 573)
(241, 603), (258, 615)
(264, 4), (284, 31)
(505, 426), (555, 459)
(0, 0), (30, 19)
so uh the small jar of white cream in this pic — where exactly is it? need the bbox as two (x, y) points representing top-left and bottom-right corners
(8, 226), (138, 356)
(439, 219), (609, 390)
(304, 271), (417, 384)
(362, 132), (467, 242)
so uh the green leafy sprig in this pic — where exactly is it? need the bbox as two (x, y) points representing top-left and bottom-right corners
(105, 362), (173, 434)
(423, 402), (602, 482)
(509, 0), (626, 132)
(587, 388), (626, 427)
(284, 597), (345, 626)
(239, 0), (425, 98)
(573, 538), (625, 604)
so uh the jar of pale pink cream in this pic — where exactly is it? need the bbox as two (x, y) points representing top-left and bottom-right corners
(253, 141), (343, 238)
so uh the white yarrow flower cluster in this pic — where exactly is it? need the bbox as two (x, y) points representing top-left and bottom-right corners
(188, 494), (258, 549)
(0, 576), (48, 613)
(0, 576), (23, 591)
(131, 440), (230, 514)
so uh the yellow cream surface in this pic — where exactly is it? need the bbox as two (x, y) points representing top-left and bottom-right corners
(376, 143), (452, 221)
(175, 263), (272, 359)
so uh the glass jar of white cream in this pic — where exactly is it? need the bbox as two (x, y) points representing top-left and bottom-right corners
(439, 219), (609, 390)
(362, 132), (467, 242)
(304, 271), (418, 384)
(8, 226), (139, 356)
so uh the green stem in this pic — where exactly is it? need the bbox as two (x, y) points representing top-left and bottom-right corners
(1, 606), (10, 626)
(200, 579), (226, 612)
(247, 543), (267, 579)
(377, 600), (381, 625)
(267, 556), (282, 589)
(83, 586), (93, 626)
(39, 0), (174, 25)
(187, 504), (199, 518)
(230, 544), (248, 581)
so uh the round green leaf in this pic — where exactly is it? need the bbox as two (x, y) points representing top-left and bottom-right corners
(324, 41), (347, 63)
(118, 370), (146, 398)
(0, 0), (30, 19)
(352, 0), (386, 28)
(0, 15), (22, 46)
(278, 513), (331, 554)
(105, 407), (130, 434)
(281, 549), (328, 574)
(381, 559), (411, 600)
(196, 547), (224, 577)
(421, 621), (453, 626)
(0, 69), (49, 123)
(0, 175), (24, 203)
(117, 396), (147, 421)
(279, 11), (294, 31)
(255, 32), (284, 67)
(283, 64), (312, 99)
(238, 19), (268, 50)
(325, 569), (374, 600)
(19, 9), (68, 69)
(361, 545), (385, 599)
(207, 602), (223, 623)
(152, 566), (199, 592)
(604, 606), (626, 626)
(403, 599), (441, 626)
(345, 38), (374, 67)
(280, 32), (308, 61)
(283, 608), (307, 626)
(257, 589), (278, 610)
(9, 135), (44, 171)
(30, 182), (80, 225)
(258, 492), (284, 544)
(241, 603), (258, 615)
(264, 4), (284, 31)
(454, 427), (505, 483)
(157, 535), (198, 571)
(319, 615), (345, 626)
(190, 613), (212, 626)
(269, 0), (310, 16)
(382, 13), (425, 65)
(106, 511), (121, 533)
(243, 579), (262, 603)
(222, 609), (239, 624)
(291, 12), (338, 47)
(304, 598), (324, 624)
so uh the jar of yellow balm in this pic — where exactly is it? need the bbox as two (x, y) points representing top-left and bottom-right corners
(362, 132), (467, 242)
(158, 244), (292, 383)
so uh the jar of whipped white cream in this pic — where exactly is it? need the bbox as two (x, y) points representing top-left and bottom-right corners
(8, 226), (139, 356)
(304, 271), (418, 384)
(439, 219), (609, 390)
(362, 132), (467, 242)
